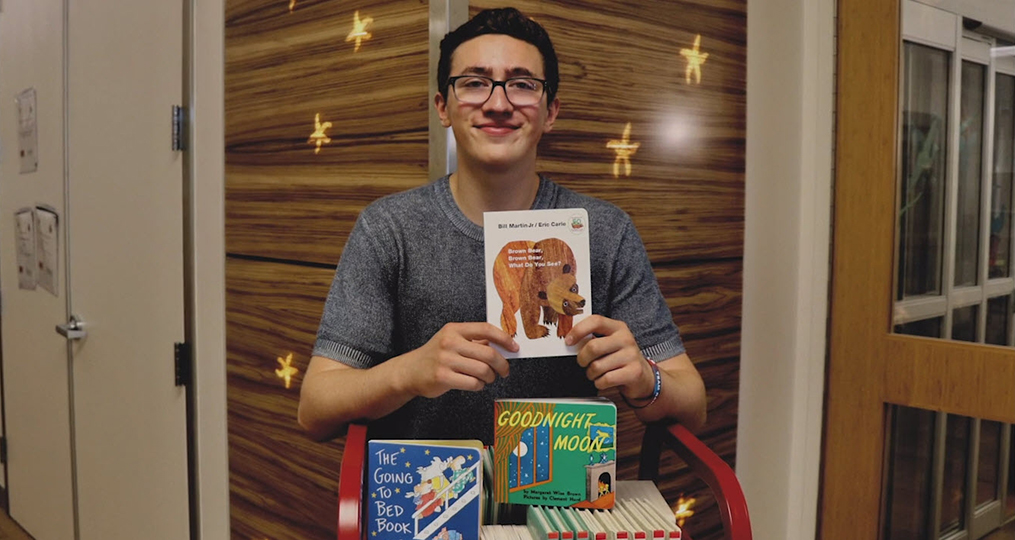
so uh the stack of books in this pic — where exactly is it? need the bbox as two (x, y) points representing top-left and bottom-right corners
(364, 398), (683, 540)
(477, 481), (681, 540)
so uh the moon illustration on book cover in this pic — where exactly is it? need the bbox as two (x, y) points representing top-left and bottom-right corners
(493, 237), (585, 339)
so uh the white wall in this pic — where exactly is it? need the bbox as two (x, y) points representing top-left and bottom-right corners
(738, 0), (834, 539)
(915, 0), (1015, 35)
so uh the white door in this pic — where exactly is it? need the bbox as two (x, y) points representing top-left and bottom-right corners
(65, 0), (190, 538)
(0, 0), (190, 538)
(0, 0), (76, 538)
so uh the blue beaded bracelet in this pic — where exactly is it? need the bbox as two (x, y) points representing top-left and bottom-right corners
(621, 357), (661, 409)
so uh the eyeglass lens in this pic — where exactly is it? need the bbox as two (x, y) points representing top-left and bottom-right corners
(453, 77), (544, 106)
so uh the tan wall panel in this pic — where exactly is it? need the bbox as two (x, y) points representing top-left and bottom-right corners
(226, 0), (429, 264)
(226, 257), (340, 539)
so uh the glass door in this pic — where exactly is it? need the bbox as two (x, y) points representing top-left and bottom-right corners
(822, 1), (1015, 539)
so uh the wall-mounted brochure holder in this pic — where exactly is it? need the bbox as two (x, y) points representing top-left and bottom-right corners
(14, 207), (36, 290)
(14, 205), (59, 296)
(34, 205), (59, 296)
(16, 88), (38, 174)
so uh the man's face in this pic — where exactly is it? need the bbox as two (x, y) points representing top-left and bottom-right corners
(436, 34), (560, 172)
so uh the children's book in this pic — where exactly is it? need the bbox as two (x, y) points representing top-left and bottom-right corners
(493, 398), (617, 509)
(484, 208), (591, 359)
(367, 439), (484, 540)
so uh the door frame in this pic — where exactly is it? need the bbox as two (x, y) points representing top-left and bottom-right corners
(821, 1), (1015, 539)
(188, 0), (229, 537)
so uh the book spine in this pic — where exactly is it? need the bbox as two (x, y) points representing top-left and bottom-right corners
(527, 505), (560, 540)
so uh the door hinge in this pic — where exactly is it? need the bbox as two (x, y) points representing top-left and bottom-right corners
(1, 437), (8, 464)
(174, 342), (192, 387)
(171, 105), (187, 151)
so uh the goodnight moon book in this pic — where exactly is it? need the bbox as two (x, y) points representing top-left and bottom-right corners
(483, 208), (591, 359)
(493, 398), (617, 509)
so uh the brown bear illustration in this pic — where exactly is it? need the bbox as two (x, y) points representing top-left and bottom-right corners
(493, 238), (585, 339)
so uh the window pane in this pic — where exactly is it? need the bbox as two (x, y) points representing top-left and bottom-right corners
(956, 61), (986, 287)
(884, 406), (936, 540)
(898, 43), (950, 299)
(977, 420), (1002, 506)
(895, 317), (944, 338)
(951, 305), (979, 342)
(941, 415), (970, 535)
(986, 295), (1011, 346)
(990, 74), (1015, 279)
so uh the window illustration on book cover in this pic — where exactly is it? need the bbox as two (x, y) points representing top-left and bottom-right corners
(493, 398), (617, 509)
(367, 440), (483, 540)
(484, 208), (591, 359)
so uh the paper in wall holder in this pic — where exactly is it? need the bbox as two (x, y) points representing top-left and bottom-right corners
(34, 204), (59, 297)
(16, 88), (38, 174)
(14, 207), (36, 290)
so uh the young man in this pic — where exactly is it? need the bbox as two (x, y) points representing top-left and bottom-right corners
(298, 8), (705, 444)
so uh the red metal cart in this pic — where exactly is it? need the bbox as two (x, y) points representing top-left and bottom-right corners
(337, 423), (751, 540)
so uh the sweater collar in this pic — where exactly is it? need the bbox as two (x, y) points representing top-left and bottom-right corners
(435, 174), (558, 242)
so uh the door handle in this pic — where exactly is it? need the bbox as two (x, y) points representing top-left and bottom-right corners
(56, 315), (87, 340)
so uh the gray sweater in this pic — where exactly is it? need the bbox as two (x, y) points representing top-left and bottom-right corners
(313, 176), (683, 443)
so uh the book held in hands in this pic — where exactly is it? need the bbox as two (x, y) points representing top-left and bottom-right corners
(484, 208), (591, 359)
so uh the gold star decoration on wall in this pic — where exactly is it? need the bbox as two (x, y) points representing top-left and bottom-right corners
(346, 10), (373, 53)
(606, 122), (640, 178)
(308, 113), (332, 154)
(674, 495), (696, 528)
(680, 35), (709, 85)
(275, 352), (299, 389)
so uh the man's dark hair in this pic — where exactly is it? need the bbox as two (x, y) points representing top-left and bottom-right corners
(437, 8), (559, 105)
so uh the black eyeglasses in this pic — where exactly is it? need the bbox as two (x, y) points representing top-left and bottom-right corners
(448, 75), (548, 107)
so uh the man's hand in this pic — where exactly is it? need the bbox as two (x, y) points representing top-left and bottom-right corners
(565, 315), (706, 429)
(565, 315), (654, 400)
(405, 322), (518, 398)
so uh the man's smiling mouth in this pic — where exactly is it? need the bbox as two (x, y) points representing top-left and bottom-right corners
(476, 124), (519, 135)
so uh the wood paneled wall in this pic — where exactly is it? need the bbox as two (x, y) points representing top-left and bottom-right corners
(226, 0), (430, 537)
(225, 0), (743, 538)
(226, 0), (430, 265)
(227, 258), (344, 539)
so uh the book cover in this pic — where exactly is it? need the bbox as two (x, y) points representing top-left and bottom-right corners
(483, 208), (592, 359)
(493, 398), (617, 509)
(367, 440), (484, 540)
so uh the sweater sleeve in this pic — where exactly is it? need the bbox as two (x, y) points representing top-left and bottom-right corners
(312, 209), (398, 368)
(609, 218), (686, 362)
